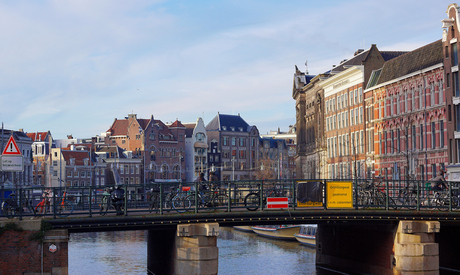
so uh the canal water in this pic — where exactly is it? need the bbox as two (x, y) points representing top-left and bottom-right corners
(68, 226), (328, 274)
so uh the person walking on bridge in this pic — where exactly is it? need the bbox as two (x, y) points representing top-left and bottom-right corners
(430, 171), (447, 191)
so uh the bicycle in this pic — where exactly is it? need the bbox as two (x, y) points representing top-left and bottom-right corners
(170, 184), (193, 213)
(100, 186), (125, 216)
(35, 189), (52, 215)
(357, 181), (396, 209)
(421, 184), (459, 211)
(1, 190), (36, 218)
(186, 183), (228, 211)
(56, 188), (74, 217)
(244, 183), (282, 211)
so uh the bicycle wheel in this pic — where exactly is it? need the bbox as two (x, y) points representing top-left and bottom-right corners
(211, 194), (228, 208)
(403, 194), (417, 210)
(149, 193), (160, 213)
(1, 202), (12, 218)
(57, 201), (74, 217)
(244, 193), (260, 211)
(100, 196), (109, 216)
(172, 195), (191, 213)
(185, 193), (199, 210)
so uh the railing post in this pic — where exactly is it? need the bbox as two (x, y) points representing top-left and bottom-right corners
(417, 181), (420, 211)
(88, 186), (92, 218)
(124, 185), (128, 216)
(227, 182), (231, 212)
(354, 179), (358, 210)
(292, 179), (296, 210)
(53, 187), (56, 219)
(385, 179), (389, 210)
(449, 183), (452, 212)
(18, 187), (23, 220)
(160, 184), (163, 215)
(260, 180), (264, 210)
(194, 181), (199, 214)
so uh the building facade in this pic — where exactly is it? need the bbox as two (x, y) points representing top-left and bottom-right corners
(442, 4), (460, 181)
(206, 113), (259, 181)
(183, 117), (208, 182)
(105, 114), (185, 183)
(368, 40), (446, 181)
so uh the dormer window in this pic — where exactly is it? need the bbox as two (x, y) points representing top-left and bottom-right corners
(230, 127), (235, 131)
(222, 126), (227, 131)
(239, 127), (243, 132)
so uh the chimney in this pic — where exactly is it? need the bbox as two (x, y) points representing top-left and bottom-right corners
(354, 49), (364, 56)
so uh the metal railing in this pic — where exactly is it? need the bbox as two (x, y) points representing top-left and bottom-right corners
(1, 179), (458, 219)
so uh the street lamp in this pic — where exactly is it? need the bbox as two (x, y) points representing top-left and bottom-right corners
(231, 156), (236, 181)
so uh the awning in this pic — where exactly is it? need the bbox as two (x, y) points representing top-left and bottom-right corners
(194, 141), (208, 148)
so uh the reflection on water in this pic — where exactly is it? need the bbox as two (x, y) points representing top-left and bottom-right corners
(69, 231), (147, 275)
(218, 226), (317, 275)
(69, 227), (331, 275)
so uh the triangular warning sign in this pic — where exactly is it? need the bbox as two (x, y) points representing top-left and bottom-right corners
(2, 136), (21, 155)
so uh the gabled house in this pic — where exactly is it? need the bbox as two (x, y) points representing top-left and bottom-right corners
(206, 113), (259, 181)
(105, 114), (185, 183)
(26, 131), (53, 186)
(183, 117), (207, 182)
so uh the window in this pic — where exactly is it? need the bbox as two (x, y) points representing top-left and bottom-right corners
(350, 109), (354, 126)
(452, 42), (458, 66)
(432, 122), (436, 149)
(231, 137), (236, 146)
(358, 88), (363, 102)
(454, 72), (460, 97)
(344, 93), (348, 107)
(440, 120), (444, 148)
(420, 125), (424, 150)
(412, 125), (416, 150)
(359, 107), (363, 124)
(354, 89), (358, 104)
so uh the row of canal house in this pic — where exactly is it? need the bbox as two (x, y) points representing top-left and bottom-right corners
(294, 3), (460, 182)
(18, 112), (292, 190)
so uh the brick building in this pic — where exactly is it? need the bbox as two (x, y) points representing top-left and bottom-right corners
(367, 40), (446, 180)
(105, 114), (185, 183)
(442, 4), (460, 181)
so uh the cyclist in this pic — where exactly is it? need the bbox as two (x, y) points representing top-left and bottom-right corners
(430, 171), (447, 191)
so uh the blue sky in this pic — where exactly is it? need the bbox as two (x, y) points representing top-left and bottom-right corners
(0, 0), (454, 138)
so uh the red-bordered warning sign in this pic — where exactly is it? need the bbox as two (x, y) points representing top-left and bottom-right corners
(2, 136), (21, 155)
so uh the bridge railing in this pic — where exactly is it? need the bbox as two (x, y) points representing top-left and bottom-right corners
(1, 179), (459, 219)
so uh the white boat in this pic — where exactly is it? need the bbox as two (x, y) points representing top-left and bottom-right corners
(233, 226), (254, 232)
(251, 225), (300, 240)
(294, 224), (317, 247)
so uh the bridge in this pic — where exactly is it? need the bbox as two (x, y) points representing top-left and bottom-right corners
(1, 179), (460, 274)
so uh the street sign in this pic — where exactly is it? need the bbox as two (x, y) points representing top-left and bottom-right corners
(2, 136), (21, 155)
(0, 155), (24, 171)
(266, 197), (289, 209)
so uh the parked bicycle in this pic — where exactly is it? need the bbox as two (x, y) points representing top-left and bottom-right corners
(56, 188), (74, 217)
(186, 183), (228, 210)
(421, 183), (459, 210)
(1, 190), (36, 218)
(100, 186), (125, 216)
(35, 189), (53, 215)
(357, 181), (396, 209)
(244, 183), (283, 211)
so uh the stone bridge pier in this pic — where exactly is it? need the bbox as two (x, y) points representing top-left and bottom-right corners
(0, 219), (68, 275)
(147, 223), (219, 275)
(316, 220), (441, 275)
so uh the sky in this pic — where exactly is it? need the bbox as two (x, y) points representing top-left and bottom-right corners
(0, 0), (455, 139)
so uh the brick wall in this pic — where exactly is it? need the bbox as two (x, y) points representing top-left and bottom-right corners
(0, 229), (68, 275)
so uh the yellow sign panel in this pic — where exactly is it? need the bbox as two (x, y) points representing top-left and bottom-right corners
(326, 181), (353, 209)
(297, 200), (323, 207)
